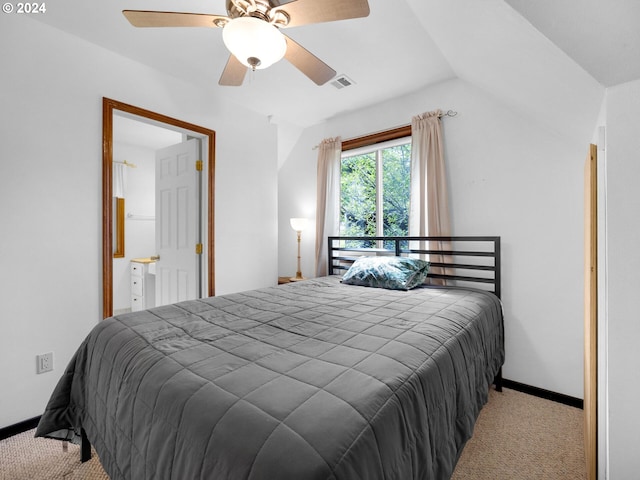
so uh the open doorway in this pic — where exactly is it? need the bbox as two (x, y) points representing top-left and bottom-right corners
(103, 98), (215, 318)
(112, 114), (195, 314)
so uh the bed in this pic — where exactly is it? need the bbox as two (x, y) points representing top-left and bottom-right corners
(36, 236), (504, 480)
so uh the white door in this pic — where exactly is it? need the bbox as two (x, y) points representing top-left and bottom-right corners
(155, 138), (201, 306)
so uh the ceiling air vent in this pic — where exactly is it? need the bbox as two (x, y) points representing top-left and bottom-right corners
(331, 75), (355, 89)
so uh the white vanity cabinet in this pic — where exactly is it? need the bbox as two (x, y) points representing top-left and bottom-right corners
(130, 259), (156, 311)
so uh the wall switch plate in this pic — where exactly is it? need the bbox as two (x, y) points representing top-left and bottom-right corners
(36, 352), (53, 374)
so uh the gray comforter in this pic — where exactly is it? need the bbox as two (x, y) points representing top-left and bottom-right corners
(36, 276), (504, 480)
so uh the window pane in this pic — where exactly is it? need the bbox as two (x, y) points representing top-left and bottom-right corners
(339, 139), (411, 251)
(382, 144), (411, 241)
(340, 153), (376, 247)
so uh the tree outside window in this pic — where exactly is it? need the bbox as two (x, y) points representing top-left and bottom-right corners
(340, 139), (411, 249)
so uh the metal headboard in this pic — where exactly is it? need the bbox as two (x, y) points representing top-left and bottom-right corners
(328, 236), (501, 298)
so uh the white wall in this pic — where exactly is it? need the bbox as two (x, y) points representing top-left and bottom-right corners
(603, 78), (640, 478)
(0, 15), (278, 428)
(278, 125), (323, 279)
(278, 77), (594, 398)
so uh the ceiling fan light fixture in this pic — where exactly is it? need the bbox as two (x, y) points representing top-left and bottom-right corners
(222, 16), (287, 70)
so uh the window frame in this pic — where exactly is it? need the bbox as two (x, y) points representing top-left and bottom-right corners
(341, 125), (411, 152)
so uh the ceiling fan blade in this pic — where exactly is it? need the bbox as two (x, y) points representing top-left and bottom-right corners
(123, 10), (228, 28)
(284, 35), (336, 85)
(279, 0), (369, 28)
(219, 55), (247, 86)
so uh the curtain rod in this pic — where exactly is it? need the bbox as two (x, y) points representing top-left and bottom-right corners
(113, 160), (137, 168)
(313, 110), (458, 150)
(439, 109), (458, 118)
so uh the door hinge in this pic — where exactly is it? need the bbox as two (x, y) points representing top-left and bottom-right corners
(195, 160), (203, 171)
(195, 243), (203, 255)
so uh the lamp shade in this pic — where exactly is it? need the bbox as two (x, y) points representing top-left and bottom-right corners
(290, 217), (308, 232)
(222, 17), (287, 70)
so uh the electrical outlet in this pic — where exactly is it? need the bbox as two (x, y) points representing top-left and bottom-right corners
(36, 352), (53, 374)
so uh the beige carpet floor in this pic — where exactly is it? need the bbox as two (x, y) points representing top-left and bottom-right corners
(0, 388), (585, 479)
(451, 388), (586, 480)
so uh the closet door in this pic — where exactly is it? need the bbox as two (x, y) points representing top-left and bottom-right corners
(584, 143), (597, 480)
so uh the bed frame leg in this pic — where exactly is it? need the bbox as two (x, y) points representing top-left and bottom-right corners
(80, 428), (92, 463)
(494, 367), (503, 392)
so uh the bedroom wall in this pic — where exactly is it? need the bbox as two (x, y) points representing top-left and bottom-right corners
(603, 78), (640, 478)
(0, 15), (278, 429)
(278, 77), (594, 399)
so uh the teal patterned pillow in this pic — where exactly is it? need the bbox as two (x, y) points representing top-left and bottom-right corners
(341, 256), (430, 290)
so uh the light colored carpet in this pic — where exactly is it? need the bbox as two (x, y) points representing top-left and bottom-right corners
(0, 433), (107, 480)
(0, 388), (585, 479)
(451, 388), (586, 480)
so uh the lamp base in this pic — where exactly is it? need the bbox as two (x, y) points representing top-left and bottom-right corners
(289, 275), (306, 282)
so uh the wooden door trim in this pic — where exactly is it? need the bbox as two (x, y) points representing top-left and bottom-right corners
(584, 143), (597, 480)
(102, 98), (216, 318)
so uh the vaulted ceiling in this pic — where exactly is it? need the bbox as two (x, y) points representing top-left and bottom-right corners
(32, 0), (639, 134)
(506, 0), (640, 88)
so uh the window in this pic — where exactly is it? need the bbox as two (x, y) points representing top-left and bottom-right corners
(340, 138), (411, 248)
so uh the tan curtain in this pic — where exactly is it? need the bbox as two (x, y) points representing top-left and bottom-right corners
(113, 162), (126, 198)
(315, 137), (342, 276)
(409, 110), (451, 283)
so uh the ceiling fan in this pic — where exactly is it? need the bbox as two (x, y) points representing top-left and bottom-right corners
(123, 0), (370, 86)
